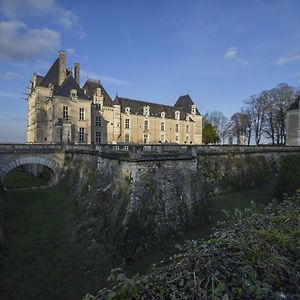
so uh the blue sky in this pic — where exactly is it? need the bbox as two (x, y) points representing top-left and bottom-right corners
(0, 0), (300, 142)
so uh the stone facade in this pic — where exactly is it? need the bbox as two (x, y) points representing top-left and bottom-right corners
(286, 96), (300, 146)
(27, 51), (202, 145)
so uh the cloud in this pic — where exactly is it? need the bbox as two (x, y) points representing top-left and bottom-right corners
(223, 47), (249, 66)
(66, 48), (75, 55)
(275, 51), (300, 66)
(0, 0), (85, 36)
(0, 20), (60, 61)
(81, 69), (133, 86)
(0, 91), (22, 100)
(101, 75), (133, 86)
(0, 71), (24, 79)
(224, 47), (237, 60)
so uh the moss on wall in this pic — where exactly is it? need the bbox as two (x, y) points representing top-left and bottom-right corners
(59, 152), (281, 258)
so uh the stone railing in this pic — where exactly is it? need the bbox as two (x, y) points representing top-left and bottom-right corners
(1, 144), (300, 160)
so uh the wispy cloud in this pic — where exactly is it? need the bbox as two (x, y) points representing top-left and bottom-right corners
(224, 47), (237, 60)
(275, 51), (300, 65)
(81, 69), (133, 86)
(0, 0), (85, 37)
(0, 71), (24, 80)
(0, 91), (22, 100)
(223, 47), (248, 66)
(0, 20), (60, 61)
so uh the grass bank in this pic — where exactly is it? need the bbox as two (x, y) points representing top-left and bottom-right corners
(0, 171), (275, 300)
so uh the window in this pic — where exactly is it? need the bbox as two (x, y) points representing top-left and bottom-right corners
(125, 133), (130, 143)
(186, 125), (189, 133)
(175, 135), (179, 143)
(144, 120), (149, 131)
(143, 106), (150, 116)
(144, 134), (148, 144)
(125, 107), (130, 114)
(79, 108), (85, 121)
(175, 111), (180, 120)
(95, 103), (101, 111)
(95, 132), (101, 143)
(160, 122), (165, 131)
(63, 106), (69, 120)
(176, 123), (179, 133)
(191, 105), (196, 115)
(161, 134), (165, 143)
(79, 128), (85, 142)
(95, 116), (101, 126)
(125, 118), (130, 129)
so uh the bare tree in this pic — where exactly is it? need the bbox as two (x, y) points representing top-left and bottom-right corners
(263, 83), (297, 145)
(244, 94), (268, 145)
(230, 112), (251, 145)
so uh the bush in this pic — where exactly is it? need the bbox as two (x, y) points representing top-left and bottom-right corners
(87, 193), (300, 300)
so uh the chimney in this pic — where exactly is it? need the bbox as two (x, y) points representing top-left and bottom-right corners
(74, 63), (80, 85)
(58, 50), (66, 86)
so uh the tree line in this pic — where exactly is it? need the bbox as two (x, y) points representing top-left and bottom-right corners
(203, 83), (300, 145)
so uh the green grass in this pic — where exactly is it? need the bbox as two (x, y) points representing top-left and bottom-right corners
(0, 172), (275, 300)
(0, 187), (116, 300)
(3, 171), (49, 189)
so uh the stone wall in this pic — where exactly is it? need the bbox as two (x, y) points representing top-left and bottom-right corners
(59, 149), (285, 258)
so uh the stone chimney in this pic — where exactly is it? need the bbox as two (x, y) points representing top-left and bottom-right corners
(58, 50), (66, 86)
(74, 63), (80, 85)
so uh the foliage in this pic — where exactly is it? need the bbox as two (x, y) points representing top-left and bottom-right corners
(204, 111), (229, 144)
(275, 154), (300, 198)
(203, 122), (219, 145)
(88, 194), (300, 300)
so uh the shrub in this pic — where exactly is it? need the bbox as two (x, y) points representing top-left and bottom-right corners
(87, 193), (300, 300)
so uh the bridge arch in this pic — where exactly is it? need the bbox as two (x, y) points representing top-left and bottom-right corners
(0, 156), (59, 185)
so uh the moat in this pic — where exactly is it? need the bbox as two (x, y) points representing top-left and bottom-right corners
(0, 171), (274, 300)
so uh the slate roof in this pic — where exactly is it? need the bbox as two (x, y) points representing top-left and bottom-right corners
(36, 57), (89, 100)
(54, 75), (89, 100)
(35, 74), (44, 86)
(114, 96), (199, 120)
(82, 80), (114, 107)
(39, 58), (60, 87)
(175, 94), (201, 115)
(287, 96), (300, 111)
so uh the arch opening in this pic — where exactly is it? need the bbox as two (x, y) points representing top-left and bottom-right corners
(2, 164), (56, 190)
(0, 156), (58, 190)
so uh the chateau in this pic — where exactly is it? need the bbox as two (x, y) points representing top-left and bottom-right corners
(286, 95), (300, 146)
(27, 51), (202, 145)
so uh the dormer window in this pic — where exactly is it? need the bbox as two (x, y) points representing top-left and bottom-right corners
(96, 87), (102, 97)
(70, 89), (78, 100)
(161, 112), (165, 119)
(143, 105), (150, 116)
(186, 115), (190, 121)
(175, 110), (180, 120)
(191, 105), (196, 115)
(125, 107), (131, 115)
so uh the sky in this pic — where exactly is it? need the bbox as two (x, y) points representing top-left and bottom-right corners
(0, 0), (300, 143)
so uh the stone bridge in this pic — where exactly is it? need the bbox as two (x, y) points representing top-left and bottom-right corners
(0, 143), (300, 186)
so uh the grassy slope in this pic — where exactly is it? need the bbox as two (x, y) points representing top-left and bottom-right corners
(0, 184), (115, 299)
(0, 172), (274, 300)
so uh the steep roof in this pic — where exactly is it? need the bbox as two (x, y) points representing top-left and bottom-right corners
(54, 75), (89, 100)
(175, 94), (201, 115)
(287, 96), (300, 111)
(39, 58), (60, 87)
(114, 96), (193, 120)
(82, 80), (113, 106)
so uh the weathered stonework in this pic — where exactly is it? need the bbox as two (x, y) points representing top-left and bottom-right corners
(58, 148), (290, 257)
